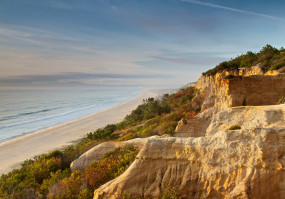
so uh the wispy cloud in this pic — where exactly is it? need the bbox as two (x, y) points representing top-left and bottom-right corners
(181, 0), (284, 21)
(0, 72), (171, 88)
(150, 55), (224, 66)
(0, 25), (101, 54)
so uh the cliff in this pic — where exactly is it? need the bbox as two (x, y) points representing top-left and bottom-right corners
(174, 67), (285, 137)
(195, 66), (284, 113)
(91, 66), (285, 198)
(94, 104), (285, 199)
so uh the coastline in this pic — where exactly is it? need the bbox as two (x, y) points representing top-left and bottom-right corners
(0, 90), (159, 175)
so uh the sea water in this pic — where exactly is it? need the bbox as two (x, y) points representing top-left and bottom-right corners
(0, 88), (142, 143)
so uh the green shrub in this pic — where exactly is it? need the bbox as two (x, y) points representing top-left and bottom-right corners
(118, 133), (134, 141)
(229, 125), (241, 130)
(224, 74), (235, 79)
(277, 96), (285, 104)
(124, 97), (171, 126)
(86, 124), (117, 140)
(159, 184), (181, 199)
(46, 145), (139, 198)
(203, 44), (283, 76)
(163, 121), (178, 136)
(0, 153), (64, 198)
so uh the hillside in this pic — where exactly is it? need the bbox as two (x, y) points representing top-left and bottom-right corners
(1, 45), (285, 199)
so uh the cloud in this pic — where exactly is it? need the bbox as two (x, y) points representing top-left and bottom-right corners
(0, 72), (171, 88)
(181, 0), (284, 21)
(0, 25), (101, 54)
(150, 55), (224, 66)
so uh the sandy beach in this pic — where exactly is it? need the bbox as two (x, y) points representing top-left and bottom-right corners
(0, 90), (159, 175)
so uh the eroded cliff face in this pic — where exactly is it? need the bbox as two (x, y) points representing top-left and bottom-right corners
(174, 67), (285, 137)
(225, 75), (285, 107)
(195, 66), (283, 113)
(91, 68), (285, 198)
(94, 105), (285, 199)
(174, 107), (214, 137)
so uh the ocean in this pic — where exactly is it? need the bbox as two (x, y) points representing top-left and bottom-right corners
(0, 88), (142, 143)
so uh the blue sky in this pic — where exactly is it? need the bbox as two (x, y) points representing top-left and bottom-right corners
(1, 0), (285, 88)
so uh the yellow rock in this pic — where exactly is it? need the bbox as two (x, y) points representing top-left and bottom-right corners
(94, 104), (285, 199)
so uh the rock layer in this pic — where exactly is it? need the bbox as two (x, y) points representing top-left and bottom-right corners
(175, 68), (285, 138)
(174, 107), (214, 137)
(71, 137), (161, 172)
(94, 105), (285, 199)
(195, 67), (284, 113)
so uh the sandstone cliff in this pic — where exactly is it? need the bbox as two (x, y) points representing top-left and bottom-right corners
(94, 104), (285, 199)
(175, 66), (285, 137)
(87, 66), (285, 198)
(195, 66), (283, 113)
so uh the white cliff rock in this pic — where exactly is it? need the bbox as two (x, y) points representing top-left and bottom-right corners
(175, 107), (214, 137)
(94, 104), (285, 199)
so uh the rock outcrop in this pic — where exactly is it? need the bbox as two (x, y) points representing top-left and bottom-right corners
(71, 136), (162, 172)
(90, 68), (285, 198)
(206, 105), (285, 136)
(195, 66), (283, 113)
(174, 107), (214, 137)
(71, 141), (126, 172)
(94, 104), (285, 199)
(175, 67), (285, 138)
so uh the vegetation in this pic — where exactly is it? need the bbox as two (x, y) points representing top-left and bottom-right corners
(5, 45), (284, 198)
(47, 145), (139, 198)
(229, 125), (241, 130)
(0, 86), (201, 198)
(224, 74), (236, 79)
(0, 146), (138, 199)
(277, 96), (285, 104)
(203, 45), (285, 76)
(0, 150), (70, 198)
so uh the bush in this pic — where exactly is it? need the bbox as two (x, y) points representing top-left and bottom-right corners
(124, 97), (171, 126)
(203, 44), (283, 76)
(47, 145), (139, 198)
(224, 75), (235, 79)
(0, 153), (64, 198)
(86, 124), (117, 140)
(229, 125), (241, 130)
(277, 96), (285, 104)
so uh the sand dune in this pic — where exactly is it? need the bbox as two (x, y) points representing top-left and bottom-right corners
(0, 90), (159, 175)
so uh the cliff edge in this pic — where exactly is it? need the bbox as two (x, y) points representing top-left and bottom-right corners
(92, 66), (285, 198)
(94, 104), (285, 199)
(175, 66), (285, 137)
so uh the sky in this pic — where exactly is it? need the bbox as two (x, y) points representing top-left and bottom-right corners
(1, 0), (285, 89)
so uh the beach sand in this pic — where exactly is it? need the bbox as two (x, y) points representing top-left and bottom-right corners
(0, 90), (159, 175)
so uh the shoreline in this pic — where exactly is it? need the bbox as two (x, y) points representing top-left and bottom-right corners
(0, 90), (160, 175)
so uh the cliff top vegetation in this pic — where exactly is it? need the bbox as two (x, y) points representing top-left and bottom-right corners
(203, 44), (285, 76)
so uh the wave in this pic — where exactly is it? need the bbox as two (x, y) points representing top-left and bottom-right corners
(0, 104), (100, 129)
(0, 108), (57, 122)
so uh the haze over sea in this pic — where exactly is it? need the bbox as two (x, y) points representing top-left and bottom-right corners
(0, 88), (141, 143)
